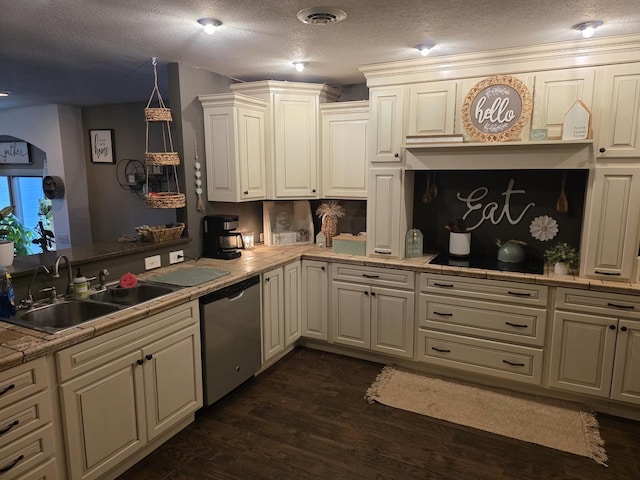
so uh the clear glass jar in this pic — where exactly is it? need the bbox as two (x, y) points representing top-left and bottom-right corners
(405, 228), (424, 258)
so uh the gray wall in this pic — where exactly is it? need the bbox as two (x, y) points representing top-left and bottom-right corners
(82, 103), (176, 243)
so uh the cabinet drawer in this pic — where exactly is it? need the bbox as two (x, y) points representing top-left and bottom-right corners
(13, 457), (57, 480)
(0, 425), (55, 479)
(419, 295), (547, 347)
(556, 287), (640, 319)
(420, 273), (548, 306)
(332, 263), (415, 289)
(0, 358), (49, 410)
(417, 330), (543, 385)
(57, 300), (199, 382)
(0, 391), (52, 449)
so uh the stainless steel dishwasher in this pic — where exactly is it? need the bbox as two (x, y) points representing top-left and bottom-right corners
(200, 275), (261, 406)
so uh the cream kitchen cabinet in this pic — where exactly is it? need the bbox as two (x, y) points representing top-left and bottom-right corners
(580, 165), (640, 280)
(262, 261), (301, 365)
(548, 288), (640, 405)
(320, 101), (369, 198)
(406, 81), (457, 137)
(596, 63), (640, 158)
(301, 260), (328, 341)
(0, 357), (59, 479)
(231, 81), (340, 199)
(369, 86), (405, 163)
(57, 301), (202, 480)
(530, 68), (595, 139)
(330, 264), (415, 359)
(199, 93), (268, 202)
(417, 274), (547, 385)
(366, 168), (406, 257)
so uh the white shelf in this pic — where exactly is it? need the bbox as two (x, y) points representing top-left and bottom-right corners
(403, 139), (594, 149)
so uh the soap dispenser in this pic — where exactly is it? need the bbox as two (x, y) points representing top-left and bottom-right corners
(73, 268), (89, 299)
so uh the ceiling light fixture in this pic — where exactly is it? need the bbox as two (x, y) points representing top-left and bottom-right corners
(293, 61), (307, 72)
(0, 91), (9, 97)
(198, 18), (222, 35)
(416, 43), (435, 57)
(573, 21), (602, 39)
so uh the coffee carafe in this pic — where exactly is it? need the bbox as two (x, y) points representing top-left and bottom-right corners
(202, 214), (244, 259)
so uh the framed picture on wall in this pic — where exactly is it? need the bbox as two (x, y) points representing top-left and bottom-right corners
(89, 129), (115, 163)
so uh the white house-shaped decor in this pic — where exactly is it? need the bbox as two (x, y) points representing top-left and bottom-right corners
(562, 100), (592, 140)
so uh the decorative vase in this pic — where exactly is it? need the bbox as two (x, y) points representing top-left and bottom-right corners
(0, 241), (14, 267)
(449, 232), (471, 257)
(554, 262), (570, 275)
(322, 216), (338, 247)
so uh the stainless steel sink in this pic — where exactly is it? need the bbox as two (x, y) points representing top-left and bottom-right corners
(89, 282), (178, 306)
(7, 300), (123, 334)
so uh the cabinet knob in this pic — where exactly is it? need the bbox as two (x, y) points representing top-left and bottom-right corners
(609, 325), (616, 330)
(146, 354), (153, 361)
(371, 291), (376, 297)
(394, 153), (399, 158)
(364, 291), (369, 296)
(312, 189), (316, 193)
(599, 147), (606, 153)
(243, 191), (249, 195)
(321, 266), (325, 271)
(621, 326), (628, 332)
(136, 359), (144, 366)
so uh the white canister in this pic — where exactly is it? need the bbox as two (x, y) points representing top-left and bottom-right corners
(449, 232), (471, 257)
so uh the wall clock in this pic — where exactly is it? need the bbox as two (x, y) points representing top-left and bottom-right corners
(461, 75), (532, 142)
(42, 175), (65, 199)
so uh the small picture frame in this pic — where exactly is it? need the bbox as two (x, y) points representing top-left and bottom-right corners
(89, 129), (115, 163)
(529, 128), (548, 141)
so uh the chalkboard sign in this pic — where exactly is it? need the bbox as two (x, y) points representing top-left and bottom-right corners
(461, 75), (532, 142)
(0, 141), (31, 164)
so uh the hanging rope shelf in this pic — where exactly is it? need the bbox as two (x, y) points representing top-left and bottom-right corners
(144, 57), (186, 208)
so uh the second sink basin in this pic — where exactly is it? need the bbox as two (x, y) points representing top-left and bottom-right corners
(9, 300), (123, 334)
(89, 282), (178, 306)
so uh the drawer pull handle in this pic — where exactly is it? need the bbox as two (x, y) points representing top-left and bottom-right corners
(0, 455), (23, 474)
(595, 271), (621, 276)
(374, 250), (392, 255)
(433, 282), (454, 288)
(0, 384), (15, 397)
(431, 347), (451, 353)
(507, 291), (531, 297)
(502, 360), (525, 367)
(362, 274), (380, 279)
(433, 311), (453, 317)
(0, 420), (19, 436)
(505, 322), (528, 328)
(608, 302), (634, 310)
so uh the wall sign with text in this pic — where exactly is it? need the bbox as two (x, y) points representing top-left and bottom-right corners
(461, 75), (532, 142)
(0, 141), (31, 164)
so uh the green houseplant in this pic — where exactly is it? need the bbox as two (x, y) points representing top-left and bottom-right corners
(0, 206), (34, 262)
(544, 242), (579, 275)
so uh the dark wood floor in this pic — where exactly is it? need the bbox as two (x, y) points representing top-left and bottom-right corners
(118, 347), (640, 480)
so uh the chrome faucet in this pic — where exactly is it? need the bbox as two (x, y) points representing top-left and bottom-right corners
(98, 269), (109, 290)
(21, 265), (51, 307)
(52, 255), (74, 296)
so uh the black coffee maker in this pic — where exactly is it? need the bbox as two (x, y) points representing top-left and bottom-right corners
(202, 214), (244, 260)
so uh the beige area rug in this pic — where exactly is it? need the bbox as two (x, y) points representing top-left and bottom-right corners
(365, 366), (607, 466)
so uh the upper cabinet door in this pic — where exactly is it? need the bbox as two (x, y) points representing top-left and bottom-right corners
(320, 102), (369, 198)
(597, 63), (640, 158)
(237, 106), (267, 200)
(407, 81), (457, 137)
(273, 93), (319, 198)
(531, 68), (595, 139)
(366, 168), (402, 257)
(369, 87), (405, 163)
(580, 166), (640, 280)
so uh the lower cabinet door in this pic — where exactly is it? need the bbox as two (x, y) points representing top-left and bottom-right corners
(610, 319), (640, 405)
(548, 311), (617, 398)
(331, 281), (371, 349)
(371, 287), (414, 359)
(143, 325), (203, 441)
(60, 351), (146, 480)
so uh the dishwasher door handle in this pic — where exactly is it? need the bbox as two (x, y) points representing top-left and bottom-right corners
(227, 290), (245, 302)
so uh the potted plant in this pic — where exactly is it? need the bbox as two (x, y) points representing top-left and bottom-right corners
(0, 206), (34, 264)
(0, 206), (16, 266)
(544, 242), (579, 275)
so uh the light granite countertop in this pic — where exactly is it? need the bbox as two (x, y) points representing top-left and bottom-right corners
(0, 244), (638, 371)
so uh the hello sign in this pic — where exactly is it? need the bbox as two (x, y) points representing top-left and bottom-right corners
(461, 75), (532, 142)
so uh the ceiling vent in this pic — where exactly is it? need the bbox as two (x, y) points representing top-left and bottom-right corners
(297, 7), (347, 25)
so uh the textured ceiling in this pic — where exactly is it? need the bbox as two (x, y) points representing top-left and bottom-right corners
(1, 0), (638, 111)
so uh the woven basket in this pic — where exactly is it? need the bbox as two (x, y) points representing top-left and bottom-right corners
(144, 192), (186, 209)
(144, 107), (172, 122)
(139, 223), (185, 242)
(145, 152), (180, 166)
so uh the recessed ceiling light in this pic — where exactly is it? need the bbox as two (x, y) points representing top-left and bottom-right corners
(197, 18), (222, 35)
(573, 21), (602, 39)
(0, 91), (9, 97)
(292, 62), (307, 72)
(415, 43), (435, 57)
